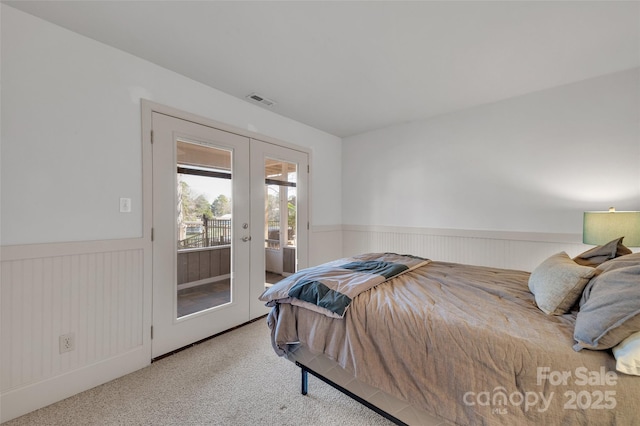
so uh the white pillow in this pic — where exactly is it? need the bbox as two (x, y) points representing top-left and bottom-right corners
(612, 331), (640, 376)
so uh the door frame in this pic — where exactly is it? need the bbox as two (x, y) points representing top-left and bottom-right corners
(141, 100), (312, 358)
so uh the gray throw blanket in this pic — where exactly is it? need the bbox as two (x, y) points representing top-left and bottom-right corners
(259, 252), (429, 318)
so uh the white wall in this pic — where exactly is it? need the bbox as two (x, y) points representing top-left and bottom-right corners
(2, 2), (639, 421)
(0, 5), (342, 422)
(342, 68), (640, 268)
(1, 4), (342, 247)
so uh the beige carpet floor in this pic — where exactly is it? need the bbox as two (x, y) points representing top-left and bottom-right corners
(4, 319), (395, 425)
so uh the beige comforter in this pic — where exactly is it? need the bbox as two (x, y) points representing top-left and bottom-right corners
(266, 261), (640, 425)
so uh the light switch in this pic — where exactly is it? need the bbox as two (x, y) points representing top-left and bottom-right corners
(120, 198), (132, 213)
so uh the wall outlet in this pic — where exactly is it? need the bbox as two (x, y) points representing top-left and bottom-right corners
(59, 333), (75, 354)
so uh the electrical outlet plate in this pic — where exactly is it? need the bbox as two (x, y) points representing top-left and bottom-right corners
(59, 333), (75, 353)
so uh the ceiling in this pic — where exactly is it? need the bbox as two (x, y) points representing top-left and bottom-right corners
(5, 1), (640, 138)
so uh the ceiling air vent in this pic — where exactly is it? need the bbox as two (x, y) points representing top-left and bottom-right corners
(246, 92), (276, 107)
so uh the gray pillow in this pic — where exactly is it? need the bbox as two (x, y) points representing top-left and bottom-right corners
(528, 252), (596, 315)
(580, 252), (640, 305)
(574, 264), (640, 351)
(573, 237), (632, 267)
(597, 252), (640, 272)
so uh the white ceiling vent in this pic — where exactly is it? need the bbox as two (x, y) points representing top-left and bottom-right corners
(246, 92), (276, 107)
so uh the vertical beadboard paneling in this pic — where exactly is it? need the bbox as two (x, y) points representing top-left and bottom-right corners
(94, 253), (103, 355)
(11, 260), (23, 388)
(42, 257), (54, 380)
(31, 258), (44, 383)
(21, 259), (33, 384)
(309, 225), (344, 266)
(0, 248), (144, 393)
(343, 226), (587, 272)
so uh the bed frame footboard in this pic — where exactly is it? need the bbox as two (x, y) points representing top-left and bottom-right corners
(295, 361), (408, 426)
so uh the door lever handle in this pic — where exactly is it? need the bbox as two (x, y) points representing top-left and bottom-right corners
(241, 236), (252, 242)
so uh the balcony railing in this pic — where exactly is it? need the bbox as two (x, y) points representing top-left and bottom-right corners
(179, 217), (231, 249)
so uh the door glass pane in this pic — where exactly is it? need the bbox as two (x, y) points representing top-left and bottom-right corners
(176, 140), (232, 318)
(264, 158), (297, 288)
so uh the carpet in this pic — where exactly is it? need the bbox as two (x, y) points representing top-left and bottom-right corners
(4, 318), (394, 425)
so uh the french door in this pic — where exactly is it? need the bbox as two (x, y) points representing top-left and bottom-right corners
(249, 142), (309, 318)
(151, 111), (307, 359)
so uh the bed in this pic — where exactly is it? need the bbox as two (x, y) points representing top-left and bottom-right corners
(259, 249), (640, 425)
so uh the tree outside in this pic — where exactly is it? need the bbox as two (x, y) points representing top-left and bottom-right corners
(211, 194), (231, 218)
(180, 180), (232, 220)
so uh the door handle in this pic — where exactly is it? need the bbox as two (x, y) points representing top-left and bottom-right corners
(241, 236), (252, 242)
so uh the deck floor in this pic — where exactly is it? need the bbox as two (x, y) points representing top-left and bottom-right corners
(177, 272), (284, 317)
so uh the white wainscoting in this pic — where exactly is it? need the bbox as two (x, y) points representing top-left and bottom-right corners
(0, 226), (341, 422)
(310, 225), (344, 266)
(343, 225), (590, 272)
(0, 225), (594, 422)
(0, 239), (151, 423)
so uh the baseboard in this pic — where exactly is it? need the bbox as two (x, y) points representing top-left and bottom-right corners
(0, 346), (150, 423)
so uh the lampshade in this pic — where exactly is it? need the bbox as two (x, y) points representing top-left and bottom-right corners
(583, 209), (640, 246)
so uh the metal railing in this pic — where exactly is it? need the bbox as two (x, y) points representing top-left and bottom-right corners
(178, 217), (231, 249)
